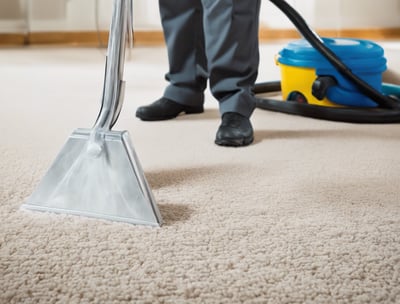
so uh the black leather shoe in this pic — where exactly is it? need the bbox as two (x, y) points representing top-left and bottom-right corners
(215, 112), (254, 147)
(136, 97), (204, 121)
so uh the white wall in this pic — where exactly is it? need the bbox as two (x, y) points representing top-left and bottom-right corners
(313, 0), (400, 29)
(0, 0), (113, 33)
(0, 0), (27, 33)
(0, 0), (399, 33)
(132, 0), (161, 29)
(28, 0), (113, 32)
(261, 0), (400, 29)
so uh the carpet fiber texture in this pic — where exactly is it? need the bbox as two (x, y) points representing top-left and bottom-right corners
(1, 44), (400, 303)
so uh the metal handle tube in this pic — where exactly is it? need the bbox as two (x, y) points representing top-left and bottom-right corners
(94, 0), (129, 130)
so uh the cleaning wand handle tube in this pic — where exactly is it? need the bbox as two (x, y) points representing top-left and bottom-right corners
(94, 0), (129, 131)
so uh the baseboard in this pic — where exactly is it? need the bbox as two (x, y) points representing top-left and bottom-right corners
(0, 33), (27, 45)
(27, 31), (109, 46)
(0, 30), (164, 47)
(1, 28), (400, 47)
(259, 27), (400, 41)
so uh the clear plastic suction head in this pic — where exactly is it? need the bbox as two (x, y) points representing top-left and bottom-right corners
(23, 129), (162, 226)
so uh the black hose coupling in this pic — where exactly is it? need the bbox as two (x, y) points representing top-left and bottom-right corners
(312, 76), (337, 100)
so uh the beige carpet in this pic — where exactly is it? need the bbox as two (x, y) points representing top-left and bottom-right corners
(1, 42), (400, 303)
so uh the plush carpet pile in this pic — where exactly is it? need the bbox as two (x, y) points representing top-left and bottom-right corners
(1, 43), (399, 303)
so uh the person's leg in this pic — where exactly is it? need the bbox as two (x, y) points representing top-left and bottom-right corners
(202, 0), (261, 117)
(136, 0), (208, 121)
(160, 0), (208, 107)
(202, 0), (261, 146)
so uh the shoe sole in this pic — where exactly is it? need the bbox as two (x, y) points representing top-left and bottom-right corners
(215, 136), (254, 147)
(136, 113), (178, 121)
(136, 109), (204, 121)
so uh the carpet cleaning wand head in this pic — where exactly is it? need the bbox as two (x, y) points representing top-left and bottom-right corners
(22, 0), (162, 227)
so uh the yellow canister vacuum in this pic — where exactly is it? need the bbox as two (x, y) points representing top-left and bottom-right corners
(256, 0), (400, 123)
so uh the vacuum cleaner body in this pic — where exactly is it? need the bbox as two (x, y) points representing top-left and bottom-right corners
(277, 38), (387, 108)
(257, 0), (400, 123)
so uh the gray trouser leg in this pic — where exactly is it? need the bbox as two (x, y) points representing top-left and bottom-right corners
(202, 0), (261, 117)
(159, 0), (208, 107)
(159, 0), (261, 117)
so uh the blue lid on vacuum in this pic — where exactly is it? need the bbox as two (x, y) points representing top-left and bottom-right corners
(278, 38), (387, 107)
(278, 38), (387, 72)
